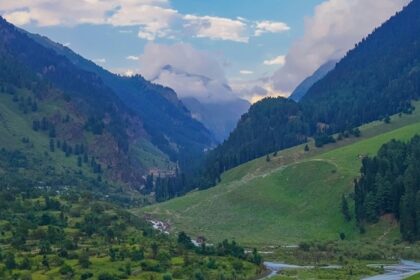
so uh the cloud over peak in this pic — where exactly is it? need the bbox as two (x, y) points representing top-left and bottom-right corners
(137, 42), (239, 103)
(272, 0), (410, 94)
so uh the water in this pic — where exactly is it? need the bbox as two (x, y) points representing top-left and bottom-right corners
(362, 260), (420, 280)
(261, 260), (420, 280)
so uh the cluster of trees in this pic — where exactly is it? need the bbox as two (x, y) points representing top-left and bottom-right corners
(32, 117), (56, 137)
(354, 135), (420, 241)
(142, 171), (188, 202)
(177, 232), (263, 266)
(12, 94), (38, 114)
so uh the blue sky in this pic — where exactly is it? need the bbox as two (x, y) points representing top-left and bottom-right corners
(0, 0), (409, 102)
(19, 0), (322, 78)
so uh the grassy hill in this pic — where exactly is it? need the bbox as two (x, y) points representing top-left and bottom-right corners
(140, 102), (420, 246)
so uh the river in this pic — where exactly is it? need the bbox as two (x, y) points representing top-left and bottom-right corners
(260, 260), (420, 280)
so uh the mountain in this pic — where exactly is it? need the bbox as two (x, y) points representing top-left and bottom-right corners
(0, 16), (216, 192)
(151, 64), (250, 142)
(202, 0), (420, 184)
(182, 97), (250, 142)
(26, 32), (215, 168)
(289, 60), (337, 102)
(300, 0), (419, 133)
(0, 16), (151, 189)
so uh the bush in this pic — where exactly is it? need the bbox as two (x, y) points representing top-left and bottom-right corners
(80, 272), (94, 280)
(163, 274), (173, 280)
(98, 273), (118, 280)
(59, 264), (74, 275)
(314, 134), (336, 148)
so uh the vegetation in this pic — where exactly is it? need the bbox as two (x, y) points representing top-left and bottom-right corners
(270, 263), (382, 280)
(406, 273), (420, 280)
(142, 105), (420, 247)
(0, 161), (261, 279)
(355, 135), (420, 241)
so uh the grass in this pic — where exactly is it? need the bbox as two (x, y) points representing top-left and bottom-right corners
(139, 102), (420, 247)
(406, 273), (420, 280)
(0, 92), (94, 176)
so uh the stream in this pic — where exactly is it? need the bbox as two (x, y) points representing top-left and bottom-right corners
(260, 260), (420, 280)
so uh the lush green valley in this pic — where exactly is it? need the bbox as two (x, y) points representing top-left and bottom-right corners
(1, 0), (420, 279)
(141, 104), (420, 251)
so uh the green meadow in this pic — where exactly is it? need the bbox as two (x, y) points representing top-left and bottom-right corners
(140, 102), (420, 246)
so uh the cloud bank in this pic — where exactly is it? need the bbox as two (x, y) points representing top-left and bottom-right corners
(0, 0), (289, 43)
(137, 43), (240, 103)
(272, 0), (410, 94)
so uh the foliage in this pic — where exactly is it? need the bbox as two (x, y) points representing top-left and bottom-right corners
(355, 135), (420, 241)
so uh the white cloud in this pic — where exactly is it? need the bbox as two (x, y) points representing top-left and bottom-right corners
(107, 4), (179, 41)
(240, 70), (254, 75)
(3, 10), (32, 25)
(272, 0), (410, 94)
(264, 55), (286, 66)
(126, 55), (139, 61)
(93, 58), (106, 64)
(0, 1), (290, 43)
(137, 42), (241, 103)
(230, 76), (288, 104)
(184, 15), (248, 43)
(123, 70), (135, 76)
(255, 20), (290, 36)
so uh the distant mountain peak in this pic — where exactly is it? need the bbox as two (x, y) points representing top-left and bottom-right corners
(289, 60), (338, 102)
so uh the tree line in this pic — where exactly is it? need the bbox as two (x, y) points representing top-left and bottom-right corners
(354, 135), (420, 241)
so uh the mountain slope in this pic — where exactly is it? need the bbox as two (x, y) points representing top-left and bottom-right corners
(0, 16), (176, 189)
(27, 31), (215, 166)
(150, 64), (249, 142)
(301, 0), (420, 132)
(203, 0), (420, 184)
(140, 102), (420, 245)
(182, 97), (250, 142)
(289, 60), (337, 102)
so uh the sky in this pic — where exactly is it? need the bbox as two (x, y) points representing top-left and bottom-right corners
(0, 0), (410, 103)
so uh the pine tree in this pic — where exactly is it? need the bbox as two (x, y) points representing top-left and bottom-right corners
(341, 195), (351, 222)
(49, 139), (55, 152)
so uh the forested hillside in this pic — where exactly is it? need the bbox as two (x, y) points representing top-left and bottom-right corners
(0, 16), (153, 188)
(27, 30), (215, 171)
(202, 0), (420, 186)
(355, 135), (420, 241)
(0, 15), (218, 198)
(301, 0), (420, 133)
